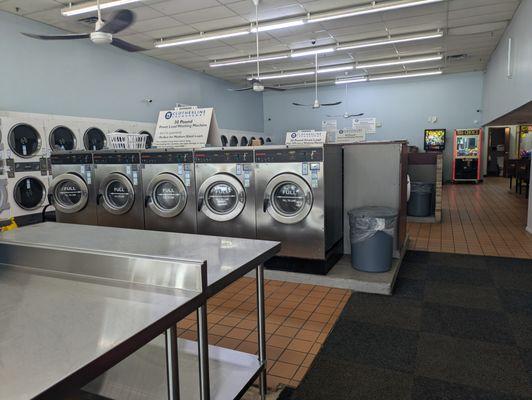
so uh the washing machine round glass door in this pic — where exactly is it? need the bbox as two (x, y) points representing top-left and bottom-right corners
(84, 128), (106, 150)
(50, 126), (77, 151)
(13, 177), (46, 210)
(138, 131), (153, 149)
(264, 173), (313, 224)
(50, 173), (88, 214)
(8, 124), (42, 158)
(100, 173), (135, 215)
(198, 174), (245, 222)
(147, 173), (187, 218)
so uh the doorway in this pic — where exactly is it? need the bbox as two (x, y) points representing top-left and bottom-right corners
(487, 127), (510, 176)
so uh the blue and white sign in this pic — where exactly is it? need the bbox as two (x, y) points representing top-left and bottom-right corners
(285, 130), (327, 145)
(154, 107), (219, 148)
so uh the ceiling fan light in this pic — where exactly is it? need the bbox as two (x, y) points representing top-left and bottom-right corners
(61, 0), (141, 16)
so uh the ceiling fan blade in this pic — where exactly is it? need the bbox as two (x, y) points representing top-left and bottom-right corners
(22, 32), (90, 40)
(292, 102), (312, 107)
(321, 101), (342, 106)
(229, 87), (253, 91)
(98, 9), (135, 34)
(347, 113), (365, 117)
(110, 38), (145, 52)
(326, 115), (342, 118)
(264, 86), (286, 92)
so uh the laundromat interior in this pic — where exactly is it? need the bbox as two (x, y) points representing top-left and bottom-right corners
(1, 0), (532, 399)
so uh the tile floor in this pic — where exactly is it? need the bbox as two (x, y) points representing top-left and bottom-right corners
(177, 277), (351, 389)
(408, 177), (532, 258)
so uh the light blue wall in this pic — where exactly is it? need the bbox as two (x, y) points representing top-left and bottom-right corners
(263, 71), (484, 180)
(0, 10), (263, 132)
(483, 0), (532, 124)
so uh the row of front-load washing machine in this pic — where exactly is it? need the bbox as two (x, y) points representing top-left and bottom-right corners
(0, 111), (156, 222)
(50, 145), (344, 273)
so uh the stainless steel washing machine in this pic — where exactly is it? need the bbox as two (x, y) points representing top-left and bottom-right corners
(49, 150), (97, 225)
(141, 149), (196, 233)
(194, 147), (255, 239)
(93, 150), (144, 229)
(255, 145), (343, 274)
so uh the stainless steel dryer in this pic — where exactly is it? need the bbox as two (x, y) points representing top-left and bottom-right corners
(93, 150), (144, 229)
(141, 149), (196, 233)
(49, 150), (97, 225)
(255, 145), (343, 274)
(194, 147), (255, 239)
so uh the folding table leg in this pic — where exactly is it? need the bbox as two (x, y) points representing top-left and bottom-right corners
(256, 264), (267, 399)
(165, 326), (180, 400)
(197, 305), (210, 400)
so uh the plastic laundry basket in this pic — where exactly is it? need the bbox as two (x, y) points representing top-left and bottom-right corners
(348, 206), (398, 273)
(407, 182), (434, 217)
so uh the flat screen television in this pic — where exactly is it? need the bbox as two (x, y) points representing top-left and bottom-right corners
(424, 129), (446, 151)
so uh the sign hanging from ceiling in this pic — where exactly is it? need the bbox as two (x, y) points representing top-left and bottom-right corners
(153, 107), (219, 148)
(285, 130), (327, 145)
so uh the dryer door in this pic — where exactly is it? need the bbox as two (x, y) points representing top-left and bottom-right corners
(198, 174), (245, 222)
(100, 173), (135, 215)
(8, 124), (42, 158)
(264, 173), (313, 224)
(146, 173), (187, 218)
(50, 173), (89, 214)
(84, 128), (106, 150)
(13, 177), (46, 210)
(50, 126), (77, 151)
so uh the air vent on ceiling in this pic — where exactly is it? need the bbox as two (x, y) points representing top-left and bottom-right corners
(447, 54), (468, 62)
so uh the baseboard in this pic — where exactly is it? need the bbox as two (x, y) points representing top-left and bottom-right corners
(527, 225), (532, 235)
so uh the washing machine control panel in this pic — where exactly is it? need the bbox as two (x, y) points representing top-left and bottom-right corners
(93, 152), (140, 164)
(141, 151), (193, 164)
(51, 153), (93, 165)
(255, 148), (323, 163)
(194, 150), (253, 164)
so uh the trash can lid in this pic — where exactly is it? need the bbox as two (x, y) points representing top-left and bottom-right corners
(410, 181), (434, 193)
(348, 206), (398, 219)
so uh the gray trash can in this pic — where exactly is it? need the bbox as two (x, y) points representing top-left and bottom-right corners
(407, 182), (434, 217)
(348, 207), (398, 273)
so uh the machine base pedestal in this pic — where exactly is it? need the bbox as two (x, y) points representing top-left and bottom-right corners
(265, 240), (343, 275)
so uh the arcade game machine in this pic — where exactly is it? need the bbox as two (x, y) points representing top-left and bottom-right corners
(424, 129), (446, 152)
(452, 128), (482, 183)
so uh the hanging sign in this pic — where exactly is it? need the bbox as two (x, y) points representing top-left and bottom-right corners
(153, 107), (219, 148)
(334, 128), (366, 143)
(352, 117), (377, 134)
(285, 130), (327, 145)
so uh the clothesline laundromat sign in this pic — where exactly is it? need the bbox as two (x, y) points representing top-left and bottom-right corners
(153, 107), (220, 148)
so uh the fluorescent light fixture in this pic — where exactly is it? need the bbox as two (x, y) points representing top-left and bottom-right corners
(356, 54), (442, 69)
(335, 77), (368, 84)
(61, 0), (141, 16)
(155, 28), (249, 47)
(210, 54), (289, 68)
(369, 69), (442, 81)
(308, 0), (444, 23)
(249, 65), (353, 81)
(319, 65), (354, 73)
(251, 19), (305, 33)
(291, 47), (335, 58)
(337, 30), (443, 51)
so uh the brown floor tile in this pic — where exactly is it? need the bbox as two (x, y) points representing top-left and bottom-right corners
(276, 326), (300, 338)
(226, 327), (252, 340)
(270, 361), (299, 380)
(288, 338), (314, 353)
(217, 337), (241, 350)
(278, 349), (307, 365)
(267, 334), (292, 349)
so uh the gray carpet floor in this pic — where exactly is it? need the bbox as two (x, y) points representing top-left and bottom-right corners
(283, 251), (532, 400)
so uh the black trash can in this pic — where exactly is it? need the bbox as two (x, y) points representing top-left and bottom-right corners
(407, 182), (434, 217)
(348, 207), (398, 273)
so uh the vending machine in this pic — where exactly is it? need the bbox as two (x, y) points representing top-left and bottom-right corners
(452, 128), (482, 183)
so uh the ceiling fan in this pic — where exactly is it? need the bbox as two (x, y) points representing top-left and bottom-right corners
(292, 53), (342, 109)
(327, 83), (364, 118)
(231, 0), (285, 92)
(21, 0), (145, 52)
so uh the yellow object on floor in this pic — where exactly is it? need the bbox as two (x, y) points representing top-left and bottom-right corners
(1, 218), (18, 232)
